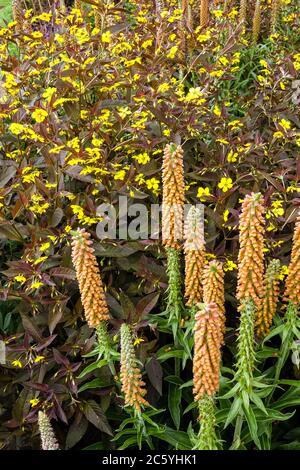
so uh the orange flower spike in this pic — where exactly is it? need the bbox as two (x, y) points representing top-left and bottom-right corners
(193, 303), (223, 401)
(184, 206), (205, 306)
(120, 324), (149, 413)
(12, 0), (23, 32)
(237, 193), (265, 310)
(162, 143), (185, 250)
(200, 0), (209, 27)
(252, 0), (261, 44)
(284, 213), (300, 306)
(203, 261), (225, 334)
(256, 259), (281, 338)
(71, 228), (110, 328)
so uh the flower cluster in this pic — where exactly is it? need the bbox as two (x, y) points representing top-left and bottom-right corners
(71, 228), (110, 328)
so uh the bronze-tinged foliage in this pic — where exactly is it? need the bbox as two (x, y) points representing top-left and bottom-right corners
(193, 302), (223, 400)
(184, 206), (205, 306)
(120, 323), (149, 413)
(162, 143), (185, 250)
(203, 260), (225, 334)
(284, 213), (300, 305)
(256, 259), (281, 338)
(71, 228), (110, 328)
(237, 193), (265, 310)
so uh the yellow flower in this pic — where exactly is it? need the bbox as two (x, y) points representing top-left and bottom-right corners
(42, 87), (56, 102)
(133, 153), (150, 165)
(167, 46), (178, 59)
(157, 83), (170, 93)
(212, 10), (223, 17)
(37, 12), (52, 22)
(227, 150), (238, 163)
(101, 31), (112, 43)
(218, 177), (234, 192)
(29, 398), (40, 407)
(213, 104), (221, 117)
(9, 123), (26, 135)
(224, 260), (237, 271)
(278, 118), (291, 130)
(32, 108), (48, 123)
(114, 170), (126, 181)
(30, 281), (44, 289)
(34, 355), (45, 363)
(133, 338), (144, 346)
(273, 131), (284, 138)
(14, 275), (26, 283)
(146, 178), (160, 194)
(223, 209), (230, 222)
(197, 186), (211, 200)
(12, 359), (22, 368)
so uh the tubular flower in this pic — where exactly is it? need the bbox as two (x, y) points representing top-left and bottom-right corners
(256, 259), (281, 338)
(284, 213), (300, 305)
(38, 411), (59, 451)
(200, 0), (209, 27)
(120, 324), (149, 413)
(237, 193), (265, 310)
(270, 0), (281, 31)
(203, 261), (225, 334)
(239, 0), (247, 24)
(71, 228), (110, 328)
(184, 206), (205, 306)
(162, 144), (185, 250)
(12, 0), (23, 32)
(193, 302), (223, 400)
(252, 0), (261, 44)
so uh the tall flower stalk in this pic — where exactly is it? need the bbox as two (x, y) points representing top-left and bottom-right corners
(239, 0), (247, 25)
(203, 260), (225, 334)
(184, 206), (205, 307)
(200, 0), (209, 28)
(284, 213), (300, 307)
(236, 193), (265, 382)
(162, 143), (185, 329)
(162, 143), (184, 251)
(192, 302), (223, 450)
(236, 193), (265, 310)
(12, 0), (23, 32)
(120, 324), (149, 414)
(38, 411), (59, 450)
(71, 228), (110, 328)
(71, 229), (115, 366)
(270, 0), (281, 32)
(252, 0), (261, 44)
(232, 194), (266, 447)
(256, 259), (281, 338)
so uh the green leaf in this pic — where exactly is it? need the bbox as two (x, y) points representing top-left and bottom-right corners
(77, 359), (108, 378)
(243, 405), (260, 449)
(150, 427), (191, 450)
(78, 378), (112, 393)
(168, 383), (181, 430)
(224, 397), (242, 428)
